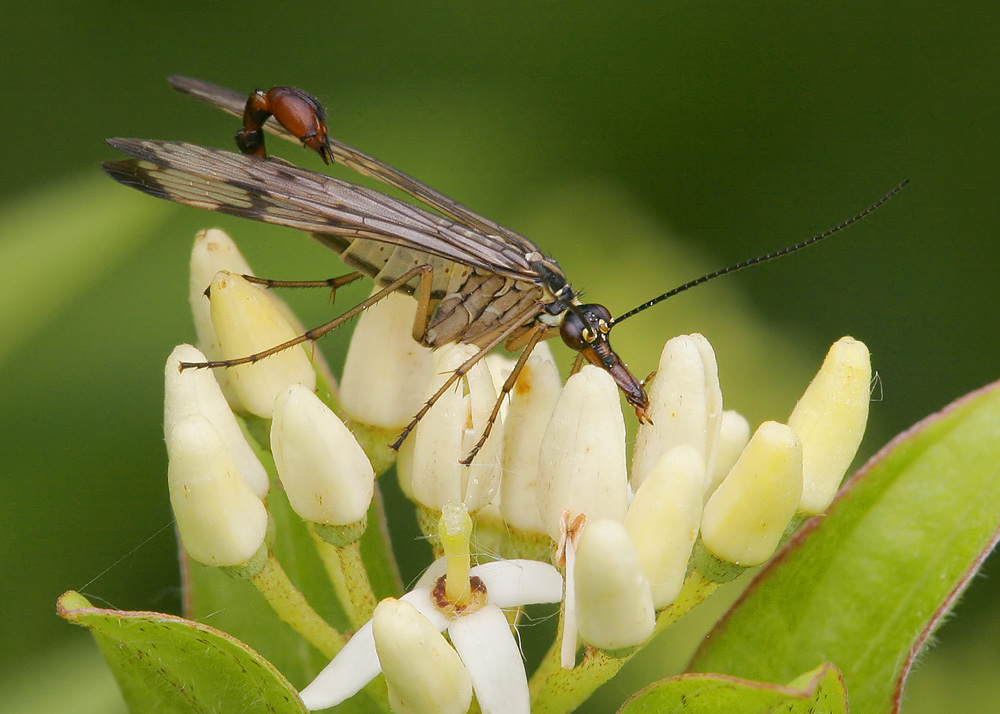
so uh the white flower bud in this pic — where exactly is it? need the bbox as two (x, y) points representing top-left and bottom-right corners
(575, 519), (655, 650)
(271, 384), (374, 525)
(166, 414), (267, 566)
(340, 291), (433, 428)
(705, 410), (751, 499)
(625, 445), (704, 608)
(538, 366), (628, 540)
(701, 421), (803, 566)
(631, 334), (723, 491)
(408, 343), (503, 512)
(499, 342), (562, 533)
(209, 271), (315, 417)
(372, 598), (473, 714)
(164, 344), (269, 498)
(788, 337), (872, 515)
(189, 229), (255, 358)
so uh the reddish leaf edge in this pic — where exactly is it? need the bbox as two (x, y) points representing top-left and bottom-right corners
(618, 661), (846, 712)
(689, 378), (1000, 711)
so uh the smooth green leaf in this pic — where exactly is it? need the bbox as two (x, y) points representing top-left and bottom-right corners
(690, 380), (1000, 713)
(58, 591), (306, 714)
(618, 662), (847, 714)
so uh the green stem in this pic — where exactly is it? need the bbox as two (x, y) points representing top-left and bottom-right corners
(312, 530), (379, 629)
(529, 570), (722, 714)
(249, 551), (346, 659)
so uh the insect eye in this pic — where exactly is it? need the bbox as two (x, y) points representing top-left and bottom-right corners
(559, 311), (586, 350)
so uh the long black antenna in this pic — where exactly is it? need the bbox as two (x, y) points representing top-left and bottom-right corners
(610, 179), (910, 327)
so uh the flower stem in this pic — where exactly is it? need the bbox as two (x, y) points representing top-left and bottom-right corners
(250, 550), (346, 658)
(312, 529), (379, 630)
(529, 569), (721, 714)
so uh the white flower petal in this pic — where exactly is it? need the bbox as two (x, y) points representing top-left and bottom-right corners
(299, 615), (380, 710)
(415, 558), (449, 591)
(401, 588), (450, 631)
(448, 605), (529, 714)
(472, 560), (563, 608)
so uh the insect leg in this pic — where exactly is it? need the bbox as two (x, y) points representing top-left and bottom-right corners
(391, 301), (546, 452)
(240, 271), (364, 302)
(459, 322), (549, 466)
(181, 265), (431, 371)
(409, 260), (435, 343)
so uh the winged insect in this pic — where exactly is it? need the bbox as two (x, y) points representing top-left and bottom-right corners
(104, 76), (906, 462)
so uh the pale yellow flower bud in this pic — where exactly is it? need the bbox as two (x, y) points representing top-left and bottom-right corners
(705, 410), (751, 498)
(372, 598), (473, 714)
(575, 519), (655, 650)
(407, 343), (502, 512)
(188, 229), (256, 402)
(340, 291), (433, 428)
(538, 366), (628, 540)
(499, 342), (562, 533)
(271, 384), (374, 526)
(631, 334), (722, 491)
(789, 337), (872, 515)
(164, 344), (269, 498)
(701, 421), (803, 566)
(625, 445), (704, 608)
(166, 414), (267, 566)
(209, 271), (315, 417)
(189, 229), (254, 353)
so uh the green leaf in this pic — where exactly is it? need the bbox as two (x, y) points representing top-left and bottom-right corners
(689, 380), (1000, 713)
(58, 591), (306, 714)
(617, 662), (847, 713)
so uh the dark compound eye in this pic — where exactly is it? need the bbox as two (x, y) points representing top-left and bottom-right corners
(560, 303), (612, 350)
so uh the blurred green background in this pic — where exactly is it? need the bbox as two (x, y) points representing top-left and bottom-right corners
(2, 2), (997, 713)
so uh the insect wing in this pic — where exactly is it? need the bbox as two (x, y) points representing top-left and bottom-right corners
(167, 75), (539, 255)
(103, 138), (537, 281)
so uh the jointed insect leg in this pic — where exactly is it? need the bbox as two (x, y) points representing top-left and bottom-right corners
(180, 265), (433, 371)
(458, 322), (549, 465)
(240, 271), (364, 302)
(391, 301), (547, 454)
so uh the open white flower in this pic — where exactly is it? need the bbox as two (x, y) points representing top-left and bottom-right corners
(300, 557), (562, 713)
(300, 503), (563, 713)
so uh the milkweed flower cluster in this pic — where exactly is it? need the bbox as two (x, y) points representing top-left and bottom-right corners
(163, 228), (872, 713)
